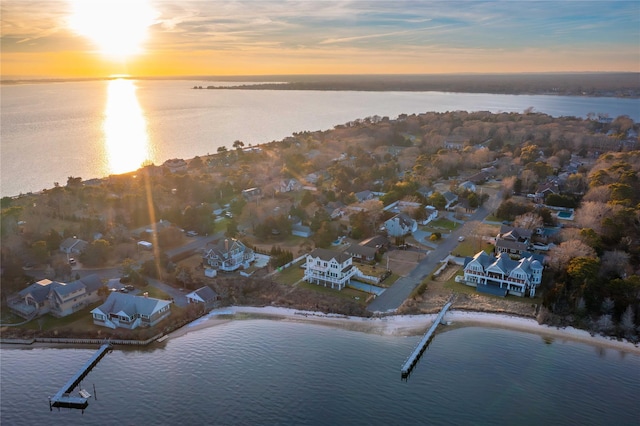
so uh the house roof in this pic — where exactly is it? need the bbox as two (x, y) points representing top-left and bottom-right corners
(308, 248), (351, 264)
(345, 244), (377, 258)
(498, 225), (533, 241)
(18, 279), (56, 303)
(187, 286), (218, 303)
(60, 237), (89, 252)
(442, 191), (458, 203)
(359, 235), (388, 248)
(203, 238), (249, 259)
(466, 251), (542, 276)
(385, 213), (416, 236)
(92, 292), (171, 318)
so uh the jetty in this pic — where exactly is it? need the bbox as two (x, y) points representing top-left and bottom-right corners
(49, 342), (112, 410)
(401, 301), (453, 379)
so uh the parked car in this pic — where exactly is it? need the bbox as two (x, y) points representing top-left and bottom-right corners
(458, 236), (465, 242)
(124, 284), (135, 292)
(119, 287), (129, 293)
(68, 257), (76, 264)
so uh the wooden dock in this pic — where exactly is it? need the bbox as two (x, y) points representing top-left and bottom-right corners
(401, 301), (452, 379)
(49, 342), (112, 409)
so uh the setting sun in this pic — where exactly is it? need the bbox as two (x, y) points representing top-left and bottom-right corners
(68, 0), (157, 60)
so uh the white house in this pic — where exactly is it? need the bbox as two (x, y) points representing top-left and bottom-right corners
(383, 213), (417, 237)
(202, 238), (255, 272)
(462, 251), (543, 297)
(304, 248), (358, 290)
(91, 292), (172, 329)
(421, 206), (438, 225)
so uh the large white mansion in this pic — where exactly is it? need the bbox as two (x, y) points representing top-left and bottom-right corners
(462, 251), (543, 297)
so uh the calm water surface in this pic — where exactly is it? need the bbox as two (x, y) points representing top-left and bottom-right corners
(2, 80), (639, 196)
(1, 321), (639, 425)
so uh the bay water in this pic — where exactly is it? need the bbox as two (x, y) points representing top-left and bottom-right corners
(1, 79), (639, 197)
(1, 320), (639, 425)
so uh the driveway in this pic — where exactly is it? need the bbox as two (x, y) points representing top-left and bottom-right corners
(146, 278), (189, 307)
(367, 190), (502, 313)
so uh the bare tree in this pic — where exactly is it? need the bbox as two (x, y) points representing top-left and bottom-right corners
(620, 306), (636, 340)
(599, 250), (631, 278)
(513, 212), (543, 230)
(548, 239), (597, 271)
(596, 314), (615, 335)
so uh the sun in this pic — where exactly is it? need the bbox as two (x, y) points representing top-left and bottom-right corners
(68, 0), (157, 60)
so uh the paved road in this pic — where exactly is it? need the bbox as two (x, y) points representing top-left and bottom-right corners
(367, 190), (502, 313)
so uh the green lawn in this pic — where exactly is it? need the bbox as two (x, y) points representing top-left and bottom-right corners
(273, 260), (305, 285)
(423, 218), (459, 231)
(444, 269), (543, 304)
(298, 281), (368, 301)
(137, 285), (172, 300)
(453, 240), (495, 257)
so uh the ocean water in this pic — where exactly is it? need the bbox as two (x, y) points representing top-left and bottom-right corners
(1, 79), (639, 197)
(1, 321), (639, 425)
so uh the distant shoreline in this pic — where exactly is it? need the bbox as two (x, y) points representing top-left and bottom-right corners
(3, 73), (639, 98)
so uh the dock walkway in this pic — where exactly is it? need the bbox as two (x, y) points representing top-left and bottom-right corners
(401, 301), (453, 378)
(50, 342), (112, 409)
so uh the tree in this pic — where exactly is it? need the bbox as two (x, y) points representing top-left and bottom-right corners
(620, 306), (636, 340)
(217, 146), (227, 153)
(313, 222), (336, 249)
(31, 240), (49, 265)
(513, 212), (543, 230)
(548, 240), (597, 271)
(80, 239), (111, 267)
(232, 140), (245, 150)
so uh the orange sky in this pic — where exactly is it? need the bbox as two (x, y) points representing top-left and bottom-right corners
(2, 0), (639, 79)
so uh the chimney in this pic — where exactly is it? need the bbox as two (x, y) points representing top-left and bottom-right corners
(143, 292), (149, 298)
(225, 239), (229, 252)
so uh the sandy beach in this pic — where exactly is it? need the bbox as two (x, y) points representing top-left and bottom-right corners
(168, 306), (640, 355)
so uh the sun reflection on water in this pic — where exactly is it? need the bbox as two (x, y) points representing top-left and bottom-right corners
(104, 79), (151, 174)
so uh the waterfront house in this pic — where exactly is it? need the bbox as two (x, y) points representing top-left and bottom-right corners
(202, 238), (255, 272)
(383, 213), (417, 237)
(91, 292), (172, 329)
(304, 248), (357, 291)
(462, 251), (543, 297)
(8, 274), (103, 319)
(185, 286), (219, 310)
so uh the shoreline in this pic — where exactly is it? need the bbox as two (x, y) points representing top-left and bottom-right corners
(167, 306), (640, 355)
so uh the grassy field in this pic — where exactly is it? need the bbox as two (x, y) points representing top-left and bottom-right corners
(273, 260), (305, 285)
(424, 218), (459, 231)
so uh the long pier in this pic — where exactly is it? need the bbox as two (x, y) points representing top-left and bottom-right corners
(49, 342), (112, 409)
(401, 302), (453, 378)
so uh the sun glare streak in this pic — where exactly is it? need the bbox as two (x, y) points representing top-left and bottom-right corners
(104, 79), (151, 175)
(68, 0), (157, 59)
